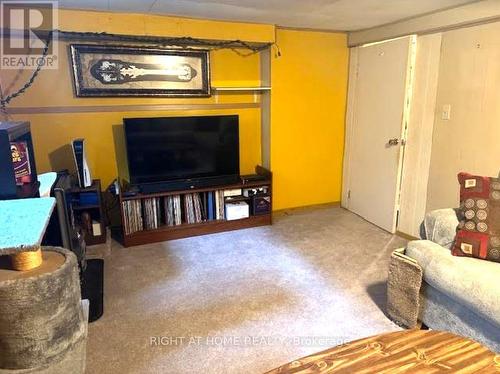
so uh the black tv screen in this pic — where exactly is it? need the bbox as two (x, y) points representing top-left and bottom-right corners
(124, 115), (240, 185)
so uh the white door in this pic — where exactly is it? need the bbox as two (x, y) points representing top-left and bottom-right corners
(343, 36), (415, 233)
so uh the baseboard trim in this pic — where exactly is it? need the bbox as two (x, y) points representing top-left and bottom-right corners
(396, 231), (419, 241)
(273, 201), (341, 217)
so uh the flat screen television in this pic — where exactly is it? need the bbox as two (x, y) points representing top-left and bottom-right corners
(123, 115), (240, 191)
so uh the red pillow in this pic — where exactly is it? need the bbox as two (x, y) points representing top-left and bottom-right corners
(453, 172), (500, 262)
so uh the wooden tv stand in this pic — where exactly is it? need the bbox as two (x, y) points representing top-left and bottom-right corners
(118, 166), (272, 247)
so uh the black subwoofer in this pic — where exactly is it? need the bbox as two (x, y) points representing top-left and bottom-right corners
(81, 258), (104, 322)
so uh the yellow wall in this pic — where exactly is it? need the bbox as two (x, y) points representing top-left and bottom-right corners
(56, 9), (274, 43)
(271, 29), (348, 210)
(1, 10), (349, 211)
(1, 11), (268, 187)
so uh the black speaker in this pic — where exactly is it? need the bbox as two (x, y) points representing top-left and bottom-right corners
(81, 258), (104, 322)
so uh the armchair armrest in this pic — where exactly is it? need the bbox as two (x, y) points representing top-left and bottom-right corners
(420, 208), (459, 249)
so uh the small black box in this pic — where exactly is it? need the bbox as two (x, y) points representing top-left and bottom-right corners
(252, 195), (271, 215)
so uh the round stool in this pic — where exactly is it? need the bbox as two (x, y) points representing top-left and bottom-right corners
(0, 247), (87, 372)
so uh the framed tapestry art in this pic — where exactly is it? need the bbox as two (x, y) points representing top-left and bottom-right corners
(70, 44), (211, 97)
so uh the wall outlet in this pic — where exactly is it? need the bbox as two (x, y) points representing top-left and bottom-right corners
(442, 104), (451, 120)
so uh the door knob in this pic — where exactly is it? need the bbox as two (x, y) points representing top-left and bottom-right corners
(388, 138), (399, 146)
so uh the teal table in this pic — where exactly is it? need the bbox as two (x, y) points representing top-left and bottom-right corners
(0, 197), (56, 270)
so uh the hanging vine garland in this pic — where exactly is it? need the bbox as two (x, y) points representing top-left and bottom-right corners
(57, 30), (270, 51)
(0, 29), (274, 112)
(1, 31), (53, 110)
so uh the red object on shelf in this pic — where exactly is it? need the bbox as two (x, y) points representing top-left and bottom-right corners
(10, 141), (32, 185)
(1, 122), (39, 199)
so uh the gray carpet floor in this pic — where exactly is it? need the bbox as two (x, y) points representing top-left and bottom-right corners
(86, 206), (407, 374)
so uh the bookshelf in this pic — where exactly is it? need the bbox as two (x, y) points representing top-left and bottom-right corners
(0, 121), (40, 199)
(70, 179), (106, 246)
(211, 86), (271, 92)
(118, 166), (272, 247)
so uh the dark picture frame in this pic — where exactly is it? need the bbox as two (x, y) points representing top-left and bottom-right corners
(70, 44), (211, 97)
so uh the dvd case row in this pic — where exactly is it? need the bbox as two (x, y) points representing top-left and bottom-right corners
(122, 191), (227, 235)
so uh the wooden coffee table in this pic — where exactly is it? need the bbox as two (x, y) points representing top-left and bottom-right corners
(265, 330), (499, 373)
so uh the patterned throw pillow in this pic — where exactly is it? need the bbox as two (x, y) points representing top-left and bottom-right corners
(453, 172), (500, 262)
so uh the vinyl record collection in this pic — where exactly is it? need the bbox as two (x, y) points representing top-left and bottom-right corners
(122, 191), (227, 235)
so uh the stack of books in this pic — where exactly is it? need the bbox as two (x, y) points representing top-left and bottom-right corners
(175, 191), (228, 224)
(183, 194), (196, 224)
(164, 195), (182, 226)
(214, 191), (225, 220)
(122, 200), (143, 235)
(121, 189), (243, 235)
(143, 198), (161, 230)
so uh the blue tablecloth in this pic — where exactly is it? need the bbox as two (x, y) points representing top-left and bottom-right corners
(0, 197), (55, 255)
(38, 172), (57, 197)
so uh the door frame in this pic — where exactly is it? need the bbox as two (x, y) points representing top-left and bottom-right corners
(341, 36), (417, 233)
(397, 34), (442, 237)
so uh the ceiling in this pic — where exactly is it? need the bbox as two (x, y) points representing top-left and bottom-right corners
(58, 0), (479, 31)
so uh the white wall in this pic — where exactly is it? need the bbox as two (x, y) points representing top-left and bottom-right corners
(347, 6), (500, 234)
(426, 21), (500, 211)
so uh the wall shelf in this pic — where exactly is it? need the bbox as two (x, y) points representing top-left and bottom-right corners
(211, 86), (271, 92)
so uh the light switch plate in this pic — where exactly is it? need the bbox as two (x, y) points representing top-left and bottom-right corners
(442, 104), (451, 120)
